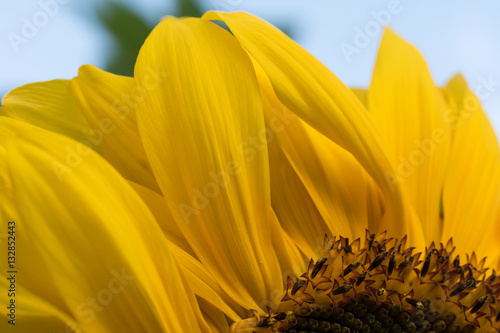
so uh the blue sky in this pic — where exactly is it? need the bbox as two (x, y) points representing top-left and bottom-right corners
(2, 0), (500, 134)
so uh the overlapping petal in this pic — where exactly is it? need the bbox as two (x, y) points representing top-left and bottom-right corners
(267, 138), (328, 259)
(71, 65), (160, 192)
(0, 10), (498, 333)
(441, 75), (500, 261)
(1, 79), (94, 145)
(257, 65), (383, 243)
(367, 29), (450, 243)
(0, 117), (202, 332)
(134, 16), (302, 311)
(128, 182), (194, 256)
(202, 11), (409, 238)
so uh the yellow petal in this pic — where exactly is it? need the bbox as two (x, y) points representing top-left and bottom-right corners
(441, 75), (500, 261)
(268, 139), (329, 259)
(1, 79), (94, 146)
(202, 11), (408, 236)
(0, 284), (74, 332)
(71, 65), (160, 193)
(134, 16), (285, 310)
(130, 181), (245, 323)
(0, 118), (202, 332)
(350, 88), (368, 108)
(495, 207), (500, 269)
(197, 297), (232, 333)
(258, 66), (381, 243)
(128, 181), (195, 257)
(267, 210), (306, 282)
(170, 244), (245, 322)
(367, 28), (450, 243)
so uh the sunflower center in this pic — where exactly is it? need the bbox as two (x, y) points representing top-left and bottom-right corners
(276, 296), (458, 333)
(235, 231), (500, 333)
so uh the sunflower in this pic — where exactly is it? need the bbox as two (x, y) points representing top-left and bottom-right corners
(1, 11), (499, 333)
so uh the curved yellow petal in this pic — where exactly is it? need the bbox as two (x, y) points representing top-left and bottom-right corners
(170, 244), (245, 322)
(268, 138), (329, 259)
(258, 67), (382, 243)
(71, 65), (160, 193)
(128, 181), (195, 257)
(495, 206), (500, 270)
(0, 284), (74, 332)
(442, 75), (500, 261)
(1, 79), (94, 146)
(367, 28), (450, 243)
(267, 210), (306, 283)
(134, 16), (285, 311)
(350, 88), (368, 108)
(130, 181), (246, 325)
(0, 118), (202, 332)
(197, 297), (233, 333)
(202, 11), (408, 237)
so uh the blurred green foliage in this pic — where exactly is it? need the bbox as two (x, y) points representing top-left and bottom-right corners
(96, 0), (202, 77)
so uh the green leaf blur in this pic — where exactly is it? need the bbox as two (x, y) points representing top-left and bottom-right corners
(96, 0), (203, 77)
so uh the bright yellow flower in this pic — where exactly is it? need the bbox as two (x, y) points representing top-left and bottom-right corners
(1, 11), (499, 333)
